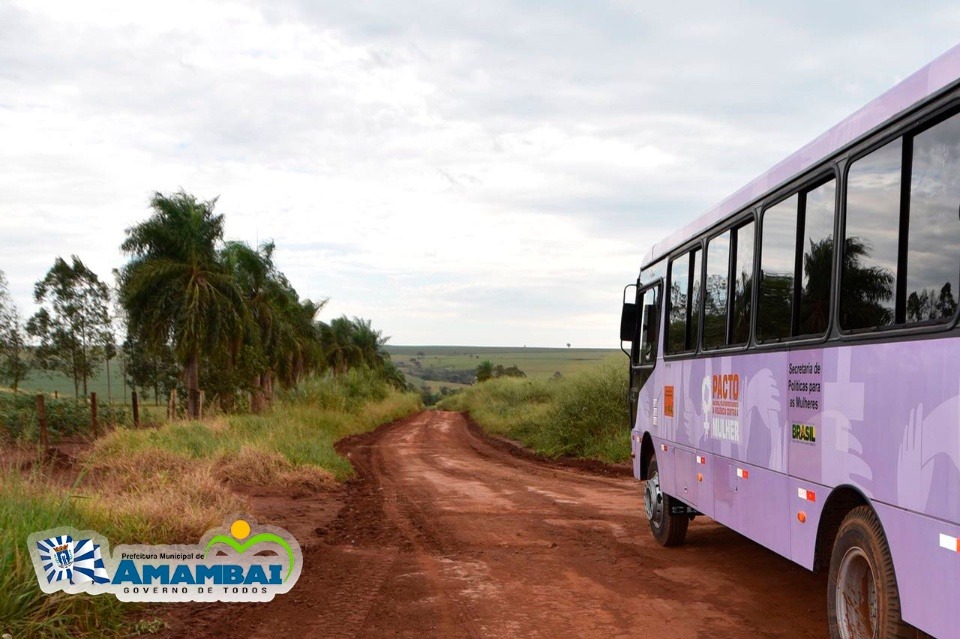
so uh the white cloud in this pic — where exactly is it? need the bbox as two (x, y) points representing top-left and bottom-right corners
(1, 1), (959, 346)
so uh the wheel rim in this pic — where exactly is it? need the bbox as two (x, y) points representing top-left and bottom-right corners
(644, 469), (664, 527)
(836, 546), (878, 639)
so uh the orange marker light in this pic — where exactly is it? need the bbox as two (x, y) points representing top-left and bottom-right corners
(797, 511), (807, 524)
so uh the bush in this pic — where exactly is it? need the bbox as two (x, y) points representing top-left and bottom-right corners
(437, 363), (630, 463)
(543, 364), (630, 460)
(279, 368), (391, 413)
(0, 394), (129, 441)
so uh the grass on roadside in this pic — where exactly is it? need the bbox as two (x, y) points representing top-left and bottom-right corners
(0, 470), (134, 638)
(437, 362), (631, 463)
(0, 369), (421, 638)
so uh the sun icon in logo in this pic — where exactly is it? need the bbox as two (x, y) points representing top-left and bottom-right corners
(205, 519), (297, 582)
(230, 519), (251, 540)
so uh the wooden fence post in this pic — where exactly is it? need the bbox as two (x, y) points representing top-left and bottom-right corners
(36, 394), (49, 453)
(198, 390), (205, 420)
(91, 392), (100, 438)
(54, 390), (58, 400)
(132, 391), (140, 428)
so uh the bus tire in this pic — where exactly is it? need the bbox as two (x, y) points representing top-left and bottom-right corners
(644, 456), (688, 547)
(827, 505), (912, 639)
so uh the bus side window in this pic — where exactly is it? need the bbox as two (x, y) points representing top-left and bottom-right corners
(666, 253), (690, 354)
(703, 233), (730, 349)
(906, 113), (960, 323)
(842, 111), (960, 331)
(798, 179), (835, 336)
(730, 221), (754, 345)
(666, 249), (700, 354)
(689, 248), (701, 346)
(841, 139), (901, 331)
(758, 195), (798, 342)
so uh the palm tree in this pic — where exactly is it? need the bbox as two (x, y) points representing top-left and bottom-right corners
(350, 317), (389, 370)
(220, 239), (331, 410)
(221, 240), (283, 410)
(287, 298), (326, 383)
(119, 191), (247, 418)
(320, 316), (361, 375)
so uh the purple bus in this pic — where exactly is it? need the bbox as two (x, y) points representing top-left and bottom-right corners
(621, 45), (960, 639)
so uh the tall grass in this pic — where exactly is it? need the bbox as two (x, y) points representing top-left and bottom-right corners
(0, 370), (421, 638)
(438, 363), (631, 463)
(0, 470), (133, 638)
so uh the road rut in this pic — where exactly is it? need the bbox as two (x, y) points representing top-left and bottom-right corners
(159, 410), (827, 638)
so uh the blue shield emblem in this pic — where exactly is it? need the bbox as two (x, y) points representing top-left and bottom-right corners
(55, 546), (73, 569)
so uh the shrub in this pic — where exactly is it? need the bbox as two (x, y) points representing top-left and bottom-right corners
(438, 363), (630, 463)
(0, 394), (129, 441)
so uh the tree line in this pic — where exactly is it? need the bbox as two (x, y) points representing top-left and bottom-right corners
(0, 190), (405, 417)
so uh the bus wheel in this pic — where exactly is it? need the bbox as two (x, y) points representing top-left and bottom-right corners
(827, 506), (911, 639)
(644, 456), (688, 547)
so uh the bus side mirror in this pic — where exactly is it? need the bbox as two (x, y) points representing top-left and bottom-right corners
(620, 303), (638, 342)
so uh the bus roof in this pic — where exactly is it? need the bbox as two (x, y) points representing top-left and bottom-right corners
(641, 41), (960, 269)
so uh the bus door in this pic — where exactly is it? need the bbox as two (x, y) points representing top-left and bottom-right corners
(622, 282), (661, 428)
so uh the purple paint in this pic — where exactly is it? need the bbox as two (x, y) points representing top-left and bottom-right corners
(635, 338), (960, 636)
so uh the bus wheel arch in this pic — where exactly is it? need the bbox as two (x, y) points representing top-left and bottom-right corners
(639, 433), (655, 480)
(814, 485), (869, 573)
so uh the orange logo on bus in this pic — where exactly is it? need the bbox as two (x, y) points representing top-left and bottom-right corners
(712, 374), (740, 401)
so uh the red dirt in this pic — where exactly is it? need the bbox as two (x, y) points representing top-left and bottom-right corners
(154, 411), (828, 638)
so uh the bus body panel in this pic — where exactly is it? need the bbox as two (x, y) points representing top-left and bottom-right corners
(632, 335), (960, 635)
(651, 436), (678, 497)
(731, 460), (791, 559)
(873, 502), (960, 638)
(635, 336), (960, 529)
(672, 445), (700, 507)
(787, 477), (828, 570)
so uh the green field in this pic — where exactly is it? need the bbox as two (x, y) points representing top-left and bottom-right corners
(14, 359), (150, 404)
(385, 346), (622, 390)
(11, 347), (625, 398)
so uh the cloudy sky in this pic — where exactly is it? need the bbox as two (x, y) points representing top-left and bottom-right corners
(1, 1), (959, 347)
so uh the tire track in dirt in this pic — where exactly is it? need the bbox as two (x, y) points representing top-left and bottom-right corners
(157, 410), (828, 638)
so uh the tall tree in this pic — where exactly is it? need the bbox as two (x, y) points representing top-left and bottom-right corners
(26, 256), (111, 397)
(119, 191), (247, 418)
(350, 317), (389, 370)
(320, 316), (361, 375)
(221, 240), (288, 411)
(318, 316), (393, 377)
(122, 330), (179, 405)
(0, 270), (30, 393)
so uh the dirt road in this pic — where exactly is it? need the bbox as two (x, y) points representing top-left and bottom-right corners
(159, 411), (827, 638)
